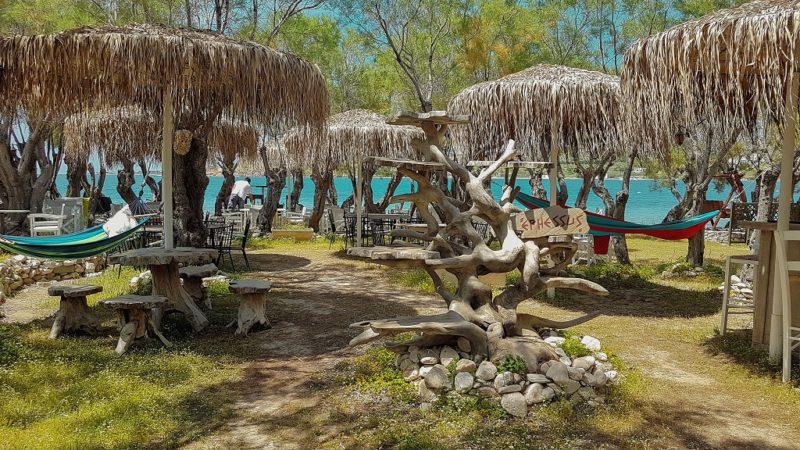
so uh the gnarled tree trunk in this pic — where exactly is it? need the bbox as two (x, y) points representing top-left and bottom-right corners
(289, 168), (304, 211)
(116, 157), (138, 205)
(214, 151), (237, 215)
(309, 165), (333, 232)
(173, 136), (209, 247)
(257, 146), (287, 234)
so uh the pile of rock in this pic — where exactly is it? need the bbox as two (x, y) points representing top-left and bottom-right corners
(704, 229), (744, 244)
(397, 334), (618, 417)
(0, 255), (106, 302)
(661, 263), (705, 278)
(718, 274), (754, 303)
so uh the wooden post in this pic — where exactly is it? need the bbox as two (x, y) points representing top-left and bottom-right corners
(356, 159), (363, 246)
(771, 72), (799, 360)
(548, 121), (559, 298)
(161, 86), (175, 250)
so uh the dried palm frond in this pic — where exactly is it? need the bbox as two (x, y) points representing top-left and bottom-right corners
(621, 0), (800, 160)
(63, 106), (259, 165)
(283, 109), (424, 170)
(0, 23), (328, 129)
(448, 64), (623, 162)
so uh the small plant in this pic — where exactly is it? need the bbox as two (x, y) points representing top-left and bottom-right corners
(559, 332), (593, 358)
(567, 262), (653, 288)
(497, 355), (527, 375)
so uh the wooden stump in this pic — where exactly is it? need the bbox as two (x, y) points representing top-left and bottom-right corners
(228, 280), (272, 336)
(179, 263), (219, 310)
(100, 295), (171, 355)
(47, 285), (103, 339)
(150, 261), (209, 331)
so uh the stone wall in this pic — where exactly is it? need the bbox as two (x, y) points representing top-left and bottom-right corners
(0, 255), (107, 303)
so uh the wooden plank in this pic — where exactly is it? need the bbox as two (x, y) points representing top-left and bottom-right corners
(367, 156), (447, 172)
(513, 207), (589, 238)
(387, 111), (470, 126)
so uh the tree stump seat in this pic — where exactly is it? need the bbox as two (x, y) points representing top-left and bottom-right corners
(100, 295), (172, 355)
(47, 284), (103, 339)
(179, 263), (219, 309)
(228, 280), (272, 336)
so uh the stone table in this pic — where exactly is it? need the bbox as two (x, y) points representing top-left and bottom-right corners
(110, 247), (218, 331)
(100, 295), (171, 355)
(228, 279), (272, 336)
(179, 263), (219, 309)
(47, 284), (103, 339)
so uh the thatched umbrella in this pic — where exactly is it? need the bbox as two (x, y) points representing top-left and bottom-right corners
(620, 0), (800, 376)
(448, 64), (623, 207)
(284, 109), (424, 235)
(64, 107), (259, 164)
(0, 23), (328, 247)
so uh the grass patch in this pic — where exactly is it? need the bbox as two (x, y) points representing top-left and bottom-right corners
(247, 235), (341, 251)
(388, 268), (457, 295)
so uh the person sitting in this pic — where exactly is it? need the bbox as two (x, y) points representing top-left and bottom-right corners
(227, 177), (255, 211)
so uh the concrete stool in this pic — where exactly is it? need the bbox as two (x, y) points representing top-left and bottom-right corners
(179, 263), (219, 309)
(100, 295), (171, 355)
(228, 280), (272, 336)
(48, 284), (103, 339)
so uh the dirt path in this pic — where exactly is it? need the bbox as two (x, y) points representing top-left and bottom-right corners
(3, 247), (799, 449)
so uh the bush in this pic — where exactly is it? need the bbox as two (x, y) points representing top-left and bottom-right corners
(497, 355), (527, 375)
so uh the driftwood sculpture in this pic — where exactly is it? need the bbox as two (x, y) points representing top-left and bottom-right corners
(347, 111), (608, 367)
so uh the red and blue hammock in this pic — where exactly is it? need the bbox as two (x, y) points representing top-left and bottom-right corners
(515, 192), (719, 254)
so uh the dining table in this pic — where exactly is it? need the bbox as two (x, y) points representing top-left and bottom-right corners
(109, 247), (218, 332)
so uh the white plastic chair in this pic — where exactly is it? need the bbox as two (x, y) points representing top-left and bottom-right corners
(775, 230), (800, 382)
(29, 204), (66, 237)
(286, 206), (307, 225)
(571, 234), (595, 265)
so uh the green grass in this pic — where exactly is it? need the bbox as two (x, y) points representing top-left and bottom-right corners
(0, 272), (243, 450)
(247, 235), (342, 251)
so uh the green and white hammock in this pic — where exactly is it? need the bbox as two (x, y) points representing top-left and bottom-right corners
(0, 220), (147, 260)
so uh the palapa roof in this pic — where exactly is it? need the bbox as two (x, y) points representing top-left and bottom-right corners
(63, 106), (258, 165)
(283, 109), (425, 169)
(0, 23), (328, 128)
(448, 64), (623, 162)
(621, 0), (800, 159)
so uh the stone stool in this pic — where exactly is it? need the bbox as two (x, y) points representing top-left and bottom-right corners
(48, 284), (103, 339)
(228, 280), (272, 336)
(179, 263), (219, 309)
(100, 295), (171, 355)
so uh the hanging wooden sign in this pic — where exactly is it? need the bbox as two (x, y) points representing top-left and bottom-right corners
(513, 207), (589, 238)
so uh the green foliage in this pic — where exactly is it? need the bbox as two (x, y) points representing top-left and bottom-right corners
(335, 348), (416, 403)
(559, 332), (593, 358)
(496, 355), (527, 375)
(389, 268), (456, 295)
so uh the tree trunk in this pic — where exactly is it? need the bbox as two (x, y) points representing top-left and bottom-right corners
(116, 157), (137, 204)
(528, 169), (547, 199)
(574, 170), (593, 209)
(173, 137), (209, 247)
(214, 152), (237, 215)
(257, 147), (287, 234)
(139, 160), (161, 201)
(65, 159), (86, 197)
(309, 166), (333, 232)
(289, 169), (304, 211)
(556, 166), (568, 205)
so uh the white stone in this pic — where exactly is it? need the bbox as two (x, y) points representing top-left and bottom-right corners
(439, 346), (459, 366)
(593, 368), (608, 387)
(526, 373), (550, 384)
(501, 392), (527, 418)
(417, 380), (438, 402)
(455, 359), (476, 373)
(498, 384), (522, 394)
(420, 356), (439, 365)
(581, 335), (602, 352)
(477, 386), (498, 398)
(730, 275), (742, 284)
(582, 372), (596, 386)
(559, 356), (572, 366)
(424, 364), (450, 390)
(605, 370), (619, 382)
(454, 372), (474, 393)
(563, 379), (581, 395)
(595, 352), (608, 362)
(524, 383), (546, 405)
(544, 336), (566, 346)
(494, 371), (515, 389)
(572, 356), (596, 371)
(545, 361), (570, 386)
(554, 347), (567, 358)
(419, 366), (433, 377)
(475, 361), (498, 381)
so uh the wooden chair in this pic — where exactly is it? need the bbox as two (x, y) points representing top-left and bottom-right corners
(720, 254), (759, 335)
(29, 204), (67, 236)
(775, 230), (800, 382)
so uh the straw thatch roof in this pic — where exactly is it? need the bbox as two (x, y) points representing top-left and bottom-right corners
(0, 23), (328, 128)
(448, 64), (623, 162)
(283, 109), (425, 169)
(63, 106), (259, 165)
(621, 0), (800, 159)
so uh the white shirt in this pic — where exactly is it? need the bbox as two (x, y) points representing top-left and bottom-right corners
(231, 180), (252, 199)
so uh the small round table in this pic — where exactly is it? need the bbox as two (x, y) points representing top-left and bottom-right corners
(110, 247), (218, 331)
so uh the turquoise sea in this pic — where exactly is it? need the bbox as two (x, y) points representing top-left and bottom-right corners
(55, 174), (762, 225)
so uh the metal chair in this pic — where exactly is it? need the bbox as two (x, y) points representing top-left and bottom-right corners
(720, 254), (759, 335)
(215, 224), (236, 271)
